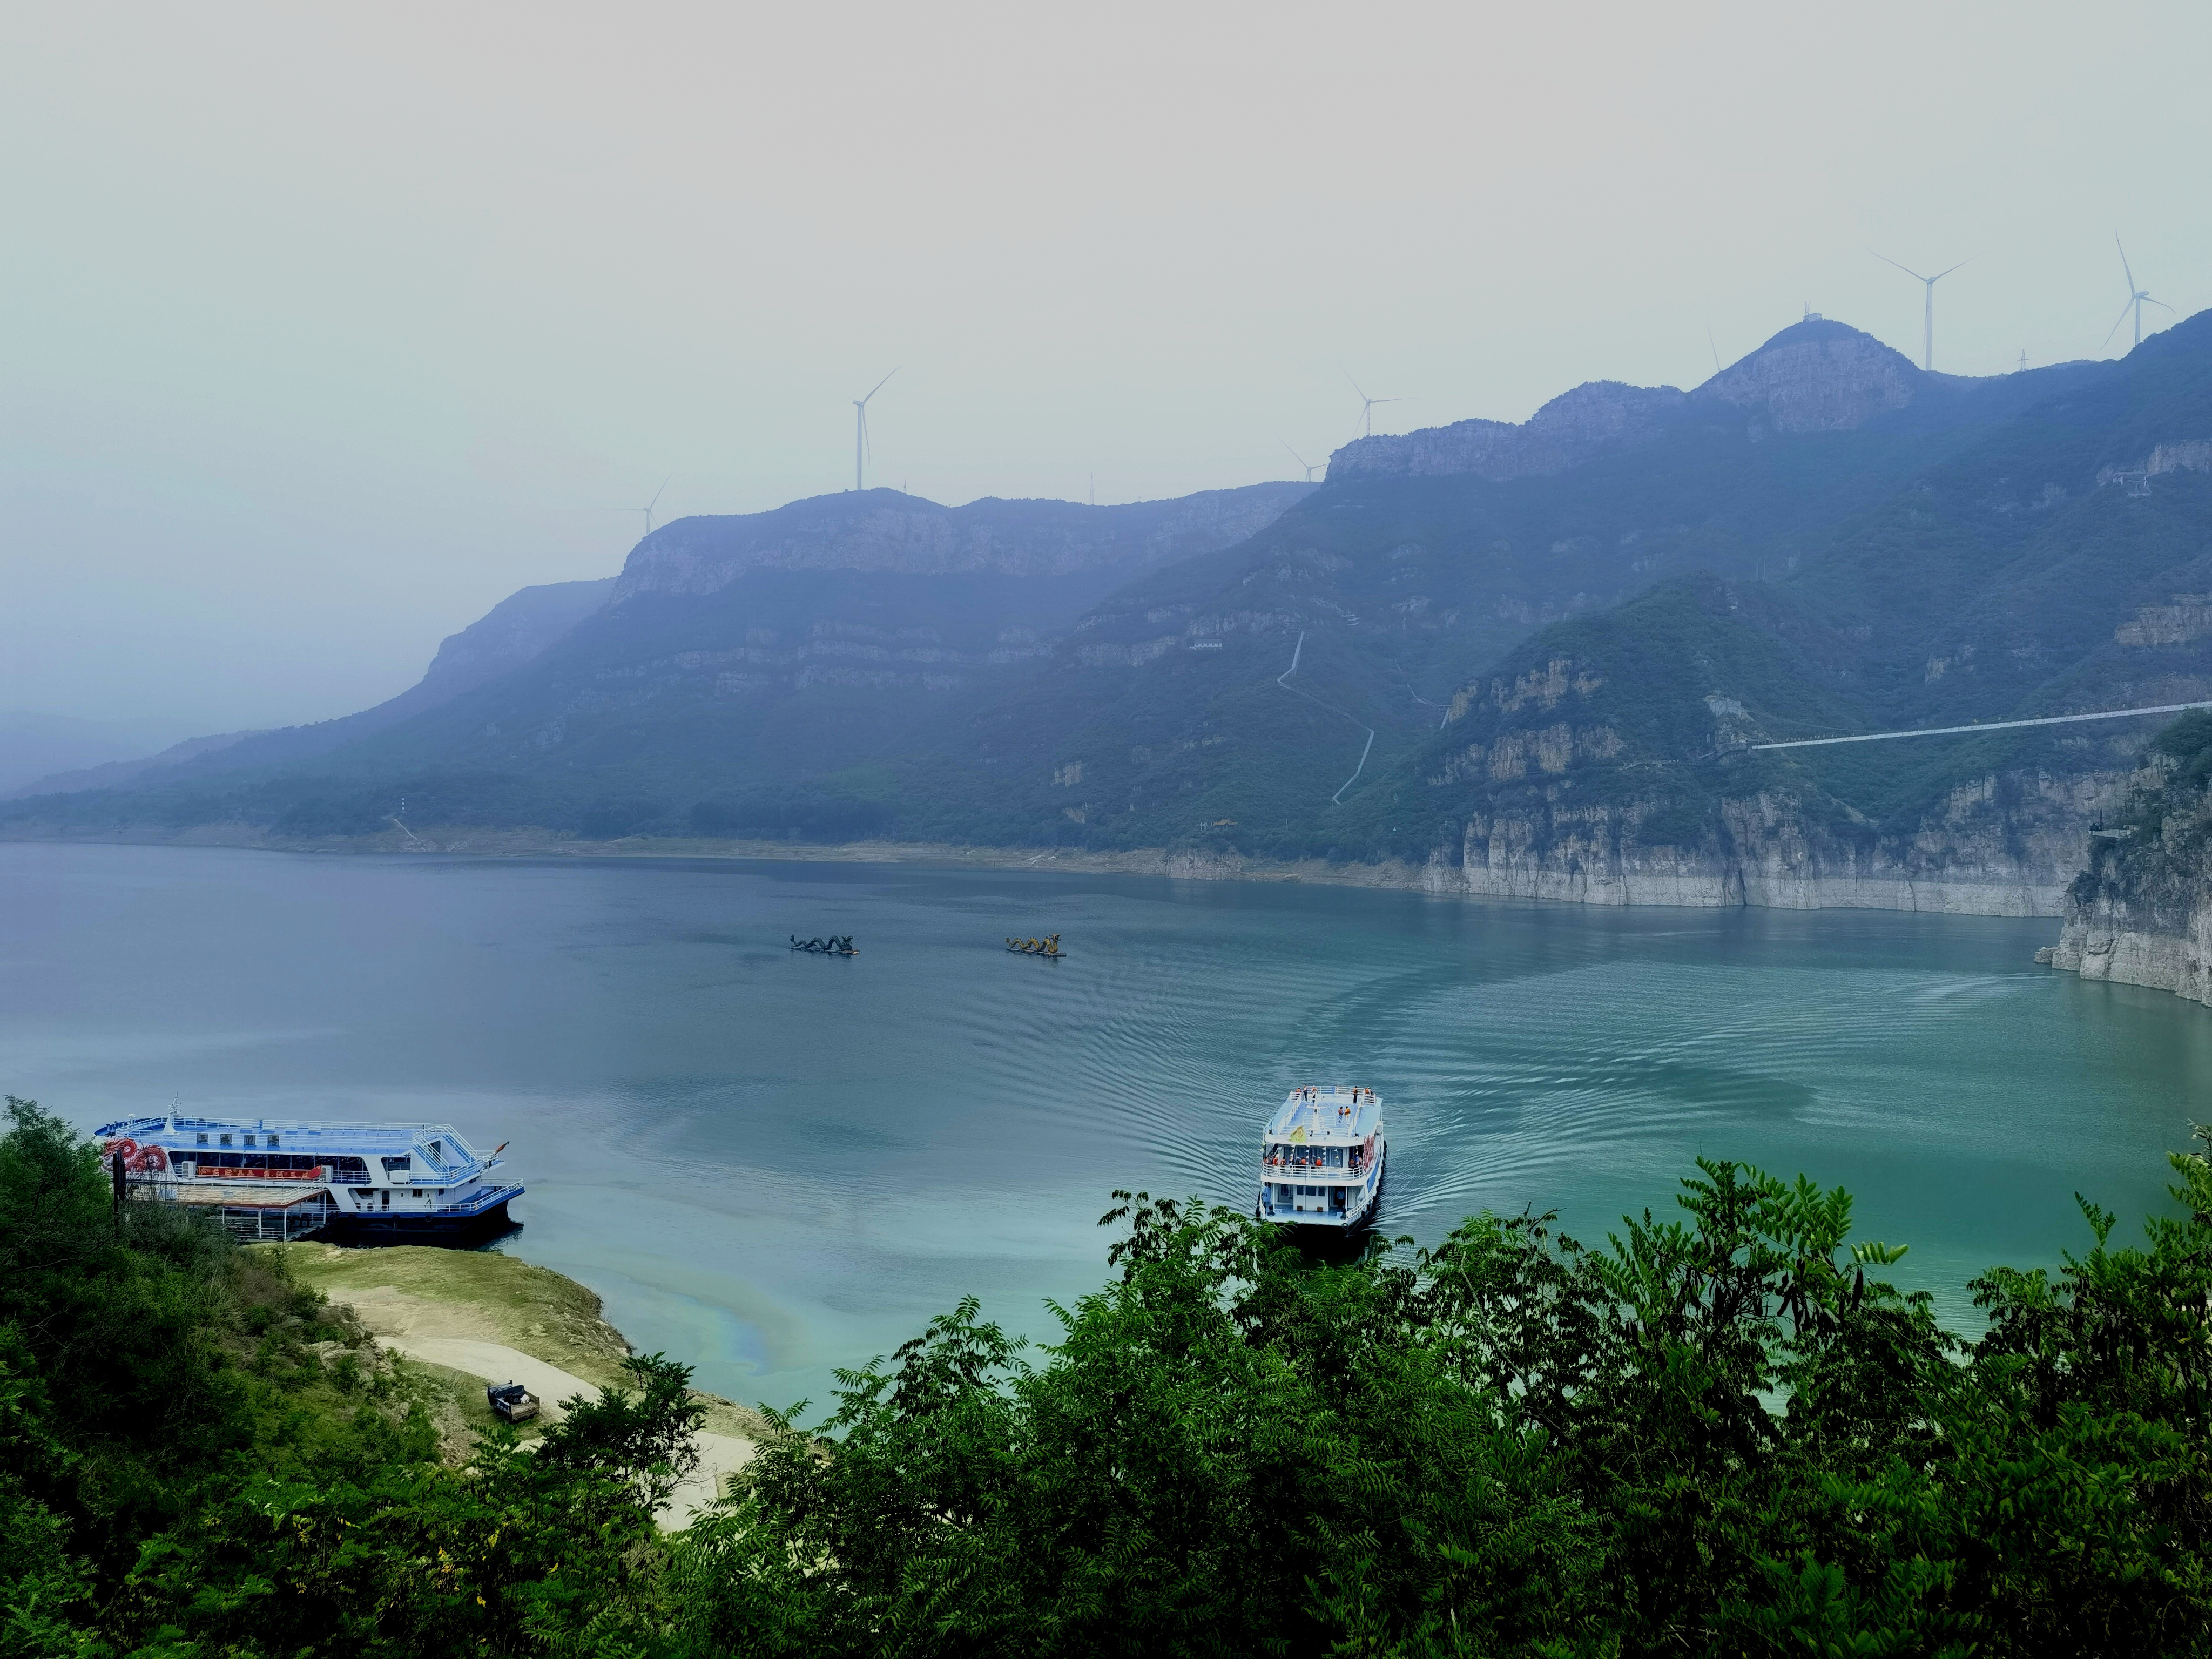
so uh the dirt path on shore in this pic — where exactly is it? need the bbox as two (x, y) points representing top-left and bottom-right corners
(375, 1330), (754, 1529)
(265, 1244), (762, 1529)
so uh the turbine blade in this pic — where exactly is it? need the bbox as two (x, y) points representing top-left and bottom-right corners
(2103, 300), (2135, 348)
(1931, 259), (1969, 282)
(1346, 372), (1369, 401)
(1280, 440), (1311, 469)
(1872, 251), (1928, 282)
(2147, 297), (2176, 313)
(2116, 234), (2136, 295)
(861, 368), (899, 404)
(647, 472), (671, 512)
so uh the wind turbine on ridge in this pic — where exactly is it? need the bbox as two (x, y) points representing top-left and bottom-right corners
(1281, 441), (1325, 483)
(2106, 237), (2174, 351)
(1346, 374), (1401, 439)
(852, 370), (898, 491)
(638, 474), (671, 539)
(1872, 253), (1968, 371)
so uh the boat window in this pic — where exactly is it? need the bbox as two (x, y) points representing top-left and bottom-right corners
(382, 1156), (412, 1173)
(196, 1133), (208, 1146)
(219, 1134), (232, 1146)
(267, 1135), (280, 1148)
(243, 1135), (255, 1148)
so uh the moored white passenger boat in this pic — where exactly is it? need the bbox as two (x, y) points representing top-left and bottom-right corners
(95, 1113), (522, 1244)
(1257, 1085), (1385, 1230)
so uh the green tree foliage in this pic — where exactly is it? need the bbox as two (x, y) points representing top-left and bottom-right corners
(678, 1158), (2212, 1658)
(8, 1095), (2212, 1654)
(0, 1097), (699, 1658)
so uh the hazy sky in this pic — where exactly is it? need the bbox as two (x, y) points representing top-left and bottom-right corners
(4, 1), (2209, 731)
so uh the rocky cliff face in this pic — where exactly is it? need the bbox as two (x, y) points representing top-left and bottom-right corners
(1331, 319), (1930, 481)
(2044, 732), (2212, 1003)
(1426, 771), (2116, 914)
(615, 483), (1313, 600)
(1694, 319), (1920, 435)
(2045, 846), (2212, 1003)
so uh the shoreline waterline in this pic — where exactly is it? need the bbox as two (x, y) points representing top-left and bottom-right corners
(0, 823), (2072, 921)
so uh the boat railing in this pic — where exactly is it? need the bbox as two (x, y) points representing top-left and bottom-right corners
(424, 1183), (521, 1216)
(166, 1117), (485, 1149)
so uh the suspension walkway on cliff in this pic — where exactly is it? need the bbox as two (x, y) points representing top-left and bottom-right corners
(1741, 699), (2212, 753)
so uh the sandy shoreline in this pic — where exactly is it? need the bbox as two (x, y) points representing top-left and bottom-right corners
(2, 821), (1444, 893)
(264, 1242), (762, 1527)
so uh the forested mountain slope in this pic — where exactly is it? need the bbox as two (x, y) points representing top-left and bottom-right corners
(9, 318), (2206, 917)
(1358, 313), (2212, 910)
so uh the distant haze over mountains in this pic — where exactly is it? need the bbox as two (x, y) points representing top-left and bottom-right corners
(1, 581), (611, 800)
(12, 313), (2212, 918)
(0, 712), (205, 798)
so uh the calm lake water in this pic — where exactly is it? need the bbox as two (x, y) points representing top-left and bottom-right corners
(4, 842), (2205, 1410)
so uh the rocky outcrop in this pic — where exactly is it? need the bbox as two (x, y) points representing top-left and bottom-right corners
(615, 483), (1313, 600)
(1330, 318), (1930, 481)
(1692, 319), (1919, 435)
(1422, 769), (2123, 915)
(2045, 767), (2212, 1004)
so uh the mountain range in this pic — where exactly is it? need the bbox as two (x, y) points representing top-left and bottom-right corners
(11, 313), (2212, 915)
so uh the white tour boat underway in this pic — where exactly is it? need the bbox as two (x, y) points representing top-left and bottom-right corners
(95, 1112), (522, 1244)
(1257, 1085), (1385, 1230)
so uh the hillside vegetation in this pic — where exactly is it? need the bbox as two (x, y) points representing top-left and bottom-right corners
(9, 1095), (2212, 1654)
(8, 319), (2212, 900)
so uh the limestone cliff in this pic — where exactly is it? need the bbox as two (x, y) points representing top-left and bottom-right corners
(1425, 771), (2116, 915)
(2045, 717), (2212, 1002)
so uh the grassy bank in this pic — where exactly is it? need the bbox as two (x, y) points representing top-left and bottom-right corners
(262, 1240), (767, 1440)
(263, 1243), (631, 1387)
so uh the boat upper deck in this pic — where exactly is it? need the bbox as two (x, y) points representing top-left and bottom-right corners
(1263, 1086), (1382, 1145)
(97, 1115), (497, 1179)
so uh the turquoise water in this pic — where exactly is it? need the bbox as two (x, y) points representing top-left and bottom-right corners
(3, 842), (2204, 1410)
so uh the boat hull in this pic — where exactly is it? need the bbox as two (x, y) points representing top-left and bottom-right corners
(320, 1199), (520, 1245)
